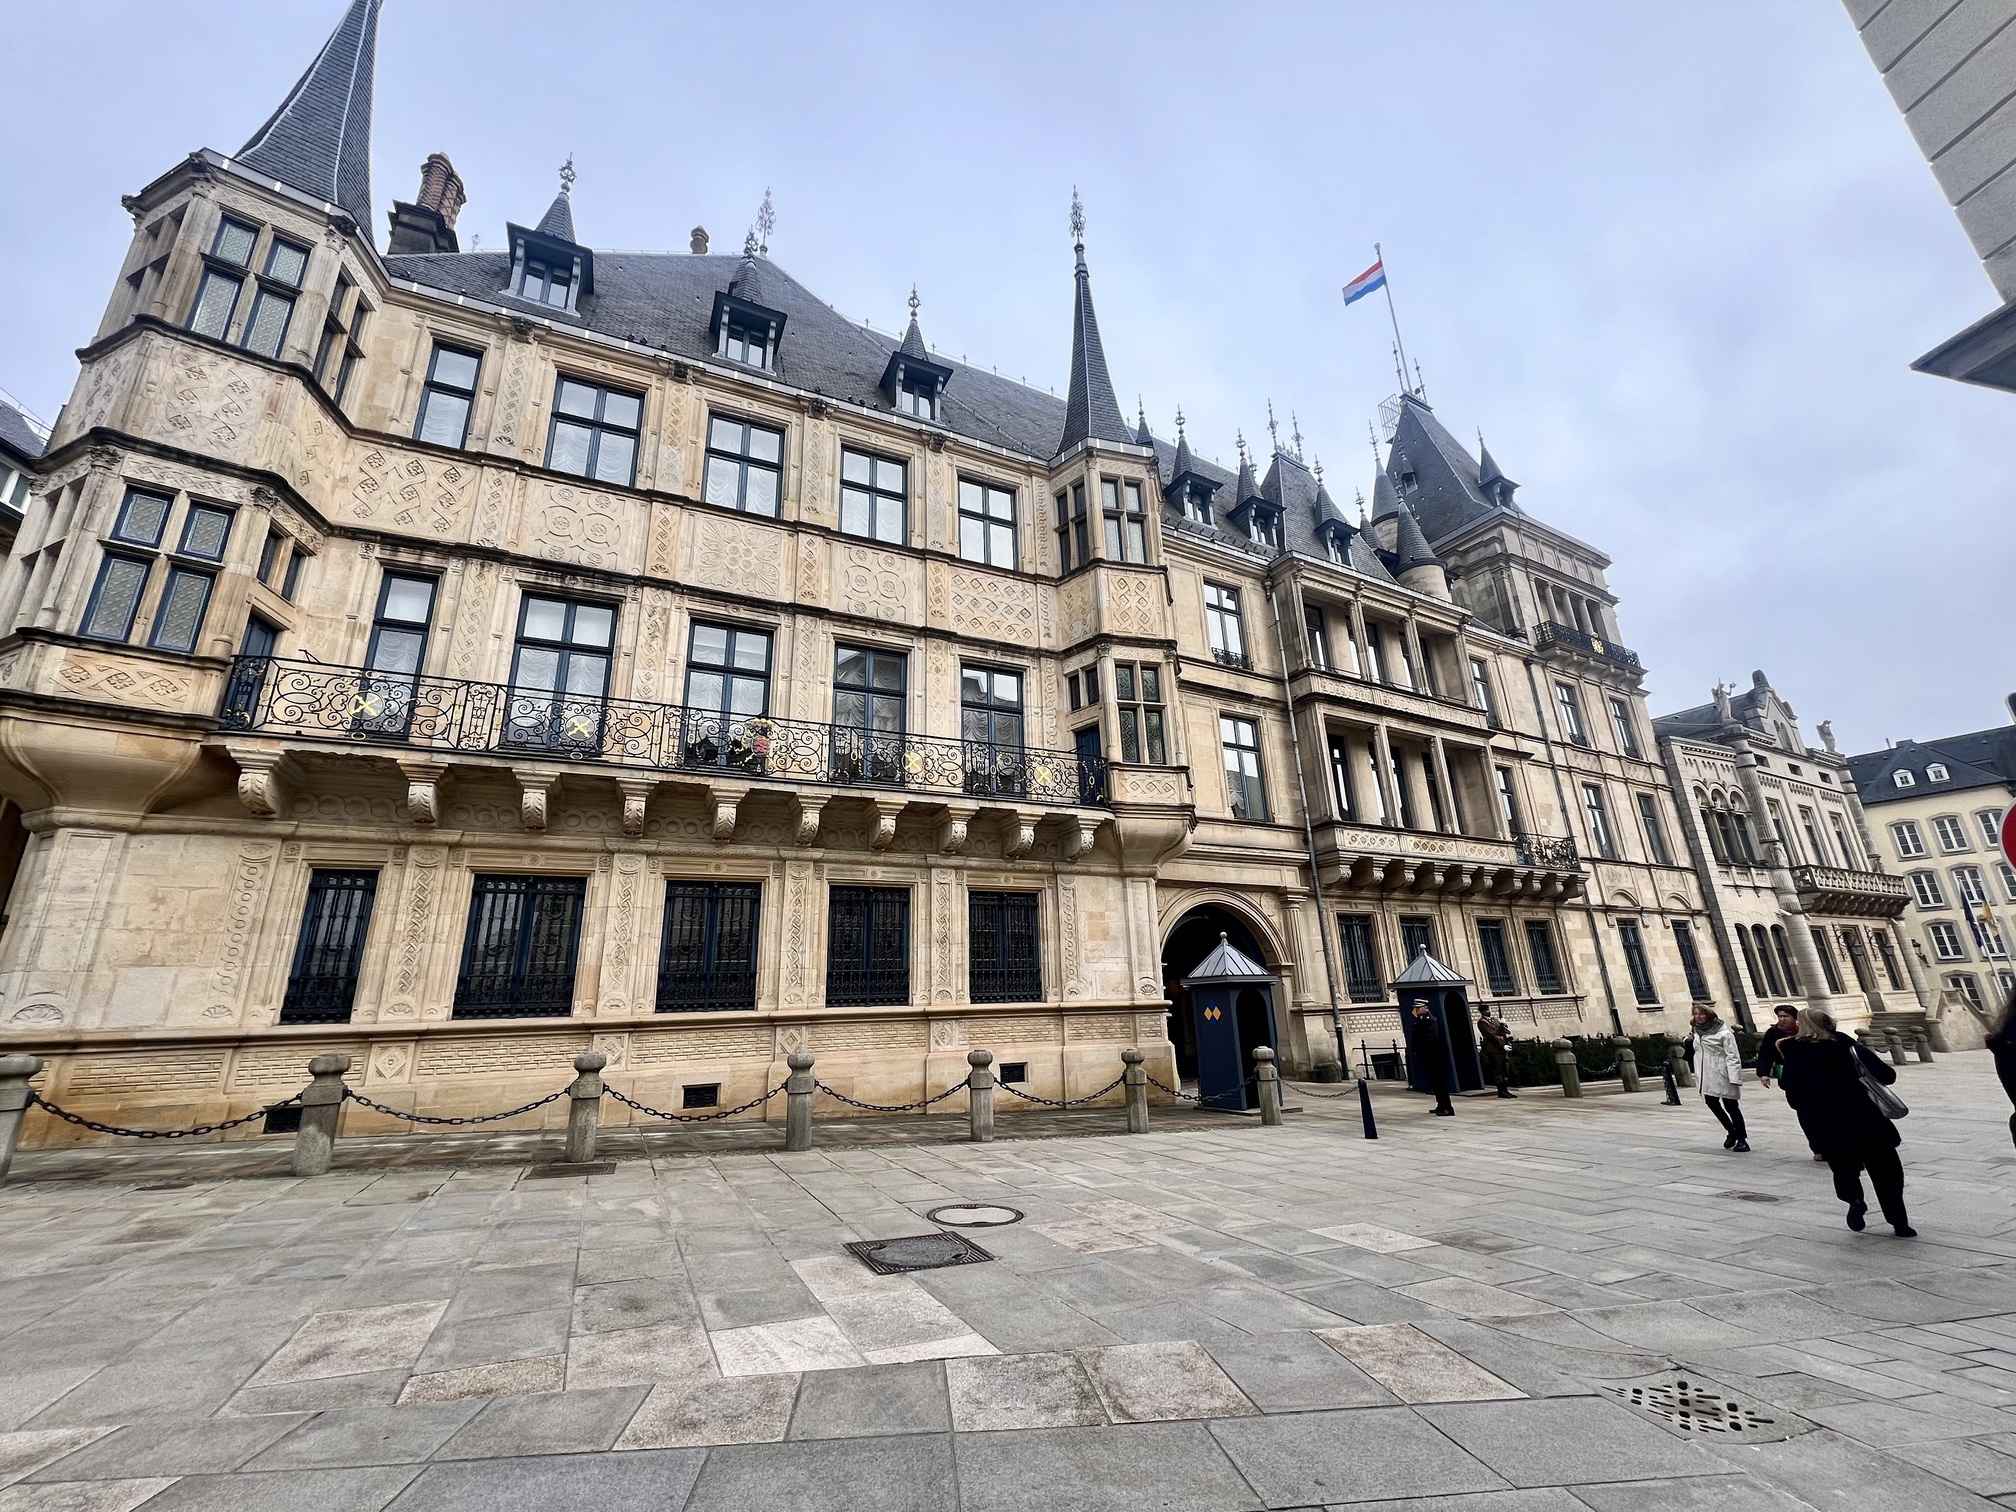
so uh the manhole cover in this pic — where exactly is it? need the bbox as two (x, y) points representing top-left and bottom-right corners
(1604, 1378), (1777, 1435)
(845, 1232), (994, 1275)
(927, 1204), (1023, 1228)
(1715, 1191), (1783, 1204)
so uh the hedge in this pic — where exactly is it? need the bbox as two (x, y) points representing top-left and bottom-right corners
(1502, 1028), (1762, 1087)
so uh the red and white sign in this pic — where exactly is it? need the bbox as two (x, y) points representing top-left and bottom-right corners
(2003, 804), (2016, 869)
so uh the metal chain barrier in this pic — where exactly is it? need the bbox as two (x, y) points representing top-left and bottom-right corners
(995, 1073), (1127, 1109)
(810, 1080), (971, 1115)
(1144, 1073), (1260, 1108)
(342, 1087), (565, 1126)
(27, 1091), (300, 1141)
(604, 1080), (788, 1123)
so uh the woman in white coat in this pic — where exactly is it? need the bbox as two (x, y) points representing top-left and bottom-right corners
(1688, 1004), (1748, 1152)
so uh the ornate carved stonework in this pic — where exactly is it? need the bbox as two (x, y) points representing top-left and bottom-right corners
(1002, 814), (1037, 859)
(208, 841), (277, 1020)
(795, 797), (826, 846)
(531, 481), (624, 569)
(689, 515), (785, 598)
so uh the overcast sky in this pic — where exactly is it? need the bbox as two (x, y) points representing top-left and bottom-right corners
(3, 1), (2010, 753)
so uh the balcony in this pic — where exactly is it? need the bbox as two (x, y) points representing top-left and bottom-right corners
(1792, 864), (1911, 920)
(1515, 833), (1581, 870)
(1312, 826), (1583, 901)
(1212, 646), (1254, 672)
(217, 658), (1109, 809)
(1534, 620), (1641, 672)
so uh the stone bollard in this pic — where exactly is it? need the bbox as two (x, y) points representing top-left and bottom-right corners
(967, 1050), (995, 1143)
(1254, 1046), (1283, 1126)
(0, 1053), (44, 1183)
(1883, 1028), (1909, 1068)
(1552, 1039), (1583, 1099)
(784, 1051), (816, 1152)
(564, 1051), (607, 1164)
(1913, 1028), (1935, 1063)
(1122, 1049), (1149, 1134)
(1613, 1036), (1640, 1093)
(291, 1054), (352, 1178)
(1665, 1035), (1695, 1089)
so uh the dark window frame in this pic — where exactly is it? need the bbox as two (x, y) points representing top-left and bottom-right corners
(1525, 919), (1565, 994)
(1476, 919), (1518, 997)
(1337, 914), (1384, 1002)
(840, 446), (908, 545)
(280, 869), (379, 1024)
(1220, 713), (1267, 821)
(1636, 791), (1673, 866)
(958, 477), (1017, 569)
(1100, 477), (1147, 563)
(414, 342), (483, 450)
(1617, 917), (1659, 1005)
(453, 873), (588, 1019)
(186, 215), (259, 339)
(701, 413), (785, 517)
(832, 643), (906, 785)
(1673, 920), (1712, 1001)
(79, 552), (153, 643)
(960, 663), (1026, 798)
(544, 375), (642, 486)
(506, 592), (617, 751)
(1205, 582), (1247, 667)
(825, 885), (911, 1007)
(175, 502), (234, 562)
(1114, 661), (1165, 765)
(657, 880), (761, 1012)
(146, 564), (216, 653)
(110, 487), (173, 548)
(969, 891), (1042, 1004)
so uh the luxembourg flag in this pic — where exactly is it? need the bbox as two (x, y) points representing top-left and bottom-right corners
(1342, 258), (1387, 306)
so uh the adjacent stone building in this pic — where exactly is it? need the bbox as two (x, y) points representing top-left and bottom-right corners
(1848, 719), (2016, 1024)
(1653, 672), (1920, 1032)
(0, 0), (1729, 1141)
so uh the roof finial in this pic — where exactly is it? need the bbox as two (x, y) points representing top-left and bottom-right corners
(756, 187), (774, 254)
(908, 284), (920, 317)
(1291, 411), (1305, 458)
(1174, 405), (1186, 436)
(557, 155), (576, 195)
(1413, 358), (1427, 400)
(1312, 455), (1324, 483)
(1367, 420), (1382, 469)
(742, 226), (759, 258)
(1235, 430), (1249, 464)
(1266, 401), (1280, 454)
(1357, 489), (1369, 526)
(1069, 186), (1086, 251)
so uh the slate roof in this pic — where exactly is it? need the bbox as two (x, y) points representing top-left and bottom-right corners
(1390, 498), (1442, 573)
(0, 396), (47, 465)
(1385, 393), (1521, 542)
(235, 0), (379, 227)
(1058, 245), (1134, 455)
(1846, 729), (2016, 808)
(534, 190), (576, 244)
(1393, 948), (1468, 984)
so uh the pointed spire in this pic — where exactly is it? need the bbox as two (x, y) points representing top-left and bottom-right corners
(1371, 469), (1402, 520)
(534, 158), (577, 242)
(1135, 397), (1154, 447)
(1477, 434), (1504, 486)
(898, 285), (929, 360)
(1391, 497), (1441, 573)
(1057, 190), (1134, 455)
(1234, 432), (1259, 504)
(235, 0), (382, 227)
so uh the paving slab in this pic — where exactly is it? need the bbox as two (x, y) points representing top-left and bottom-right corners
(1315, 1324), (1525, 1404)
(615, 1375), (800, 1449)
(0, 1431), (118, 1491)
(433, 1385), (646, 1459)
(1078, 1341), (1257, 1424)
(1417, 1396), (1716, 1487)
(0, 1478), (181, 1511)
(787, 1361), (950, 1439)
(1204, 1330), (1401, 1412)
(383, 1448), (702, 1512)
(1209, 1404), (1508, 1505)
(252, 1303), (449, 1385)
(22, 1418), (304, 1482)
(947, 1352), (1107, 1432)
(955, 1421), (1261, 1512)
(683, 1433), (956, 1512)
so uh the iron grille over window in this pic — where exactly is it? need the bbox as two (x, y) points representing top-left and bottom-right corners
(1401, 917), (1434, 964)
(969, 892), (1041, 1003)
(454, 875), (586, 1019)
(281, 870), (379, 1024)
(657, 882), (759, 1012)
(826, 886), (910, 1006)
(1476, 920), (1518, 997)
(1337, 914), (1383, 1002)
(1616, 918), (1659, 1005)
(1525, 920), (1565, 995)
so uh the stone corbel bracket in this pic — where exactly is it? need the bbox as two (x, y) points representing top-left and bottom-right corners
(707, 783), (750, 844)
(795, 795), (828, 846)
(937, 803), (976, 855)
(1002, 812), (1037, 860)
(616, 779), (657, 839)
(868, 799), (903, 851)
(396, 761), (451, 826)
(1062, 817), (1102, 862)
(224, 745), (292, 818)
(516, 771), (559, 832)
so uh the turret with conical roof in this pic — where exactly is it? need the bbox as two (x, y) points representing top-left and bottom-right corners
(882, 287), (952, 417)
(1057, 192), (1135, 457)
(1390, 496), (1451, 601)
(233, 0), (382, 229)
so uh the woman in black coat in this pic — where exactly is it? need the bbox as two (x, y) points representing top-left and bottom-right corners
(1778, 1007), (1914, 1237)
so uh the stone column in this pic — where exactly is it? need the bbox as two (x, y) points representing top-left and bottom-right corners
(1429, 736), (1460, 836)
(564, 1051), (606, 1163)
(1371, 723), (1400, 828)
(1346, 598), (1373, 682)
(1729, 736), (1832, 1017)
(1122, 1048), (1149, 1133)
(0, 1054), (43, 1182)
(291, 1054), (352, 1178)
(784, 1051), (816, 1152)
(966, 1050), (995, 1143)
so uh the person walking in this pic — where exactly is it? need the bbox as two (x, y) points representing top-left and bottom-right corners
(1778, 1006), (1913, 1236)
(1477, 1006), (1516, 1098)
(1688, 1004), (1748, 1152)
(1755, 1003), (1824, 1161)
(1408, 1002), (1455, 1117)
(1988, 987), (2016, 1151)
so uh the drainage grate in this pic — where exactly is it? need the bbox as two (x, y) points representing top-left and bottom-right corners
(927, 1204), (1023, 1228)
(1715, 1191), (1783, 1204)
(1604, 1378), (1777, 1435)
(845, 1231), (994, 1275)
(524, 1162), (616, 1179)
(136, 1182), (192, 1192)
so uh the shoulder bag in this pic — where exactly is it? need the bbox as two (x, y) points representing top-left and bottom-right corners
(1854, 1042), (1908, 1120)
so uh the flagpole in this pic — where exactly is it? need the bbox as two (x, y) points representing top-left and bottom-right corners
(1375, 242), (1414, 397)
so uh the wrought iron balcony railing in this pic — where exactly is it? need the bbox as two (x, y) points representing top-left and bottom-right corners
(1514, 833), (1582, 870)
(1533, 620), (1641, 671)
(1211, 646), (1254, 671)
(217, 657), (1110, 809)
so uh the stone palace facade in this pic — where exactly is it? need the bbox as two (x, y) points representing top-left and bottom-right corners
(1, 0), (1779, 1140)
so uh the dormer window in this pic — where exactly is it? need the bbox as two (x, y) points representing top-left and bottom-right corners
(517, 253), (573, 308)
(1324, 534), (1345, 566)
(1399, 469), (1418, 491)
(1928, 763), (1949, 782)
(897, 376), (937, 419)
(1894, 770), (1916, 789)
(1248, 508), (1282, 552)
(721, 311), (773, 369)
(1175, 479), (1215, 525)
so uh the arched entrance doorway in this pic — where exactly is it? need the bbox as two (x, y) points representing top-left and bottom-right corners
(1163, 904), (1271, 1086)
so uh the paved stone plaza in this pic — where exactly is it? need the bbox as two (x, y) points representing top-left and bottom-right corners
(3, 1056), (2016, 1510)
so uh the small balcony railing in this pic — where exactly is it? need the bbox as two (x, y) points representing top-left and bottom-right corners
(1792, 864), (1910, 918)
(1515, 833), (1581, 870)
(217, 657), (1109, 809)
(1534, 620), (1641, 671)
(1212, 646), (1253, 671)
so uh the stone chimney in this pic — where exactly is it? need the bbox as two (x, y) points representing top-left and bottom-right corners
(386, 153), (466, 255)
(690, 226), (709, 254)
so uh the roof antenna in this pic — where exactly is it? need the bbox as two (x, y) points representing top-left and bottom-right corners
(1391, 341), (1408, 396)
(756, 188), (774, 255)
(1367, 420), (1383, 471)
(1413, 359), (1427, 400)
(1312, 454), (1324, 484)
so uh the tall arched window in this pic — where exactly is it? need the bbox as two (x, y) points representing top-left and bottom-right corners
(1738, 927), (1769, 996)
(1770, 925), (1801, 994)
(1751, 924), (1784, 994)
